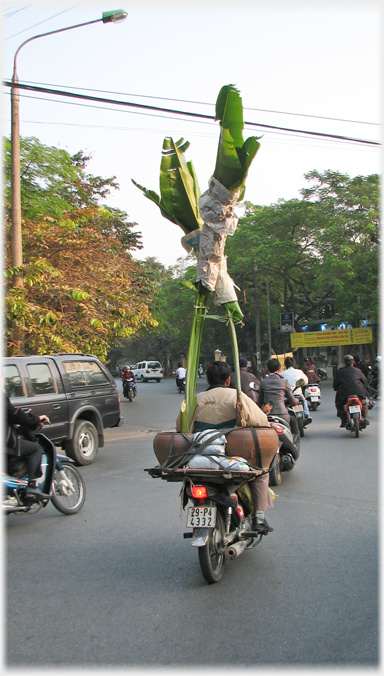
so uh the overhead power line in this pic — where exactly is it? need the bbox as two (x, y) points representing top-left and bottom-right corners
(5, 4), (80, 40)
(2, 80), (380, 147)
(20, 79), (380, 127)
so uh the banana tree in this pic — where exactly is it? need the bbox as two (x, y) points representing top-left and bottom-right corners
(132, 85), (261, 432)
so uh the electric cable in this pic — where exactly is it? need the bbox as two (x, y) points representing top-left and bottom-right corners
(2, 80), (380, 146)
(20, 79), (379, 127)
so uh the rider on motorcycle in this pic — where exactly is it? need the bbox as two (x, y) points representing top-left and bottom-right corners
(229, 356), (260, 403)
(281, 356), (312, 424)
(176, 360), (274, 533)
(121, 365), (137, 397)
(6, 394), (50, 497)
(333, 355), (369, 426)
(176, 363), (186, 390)
(257, 358), (296, 425)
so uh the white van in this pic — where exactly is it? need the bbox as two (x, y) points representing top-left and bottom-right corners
(132, 360), (163, 382)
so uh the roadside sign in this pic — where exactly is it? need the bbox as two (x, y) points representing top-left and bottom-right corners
(280, 312), (294, 332)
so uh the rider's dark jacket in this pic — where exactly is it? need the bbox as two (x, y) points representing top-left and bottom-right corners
(333, 365), (368, 403)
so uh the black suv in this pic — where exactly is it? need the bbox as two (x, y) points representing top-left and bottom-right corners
(4, 353), (123, 465)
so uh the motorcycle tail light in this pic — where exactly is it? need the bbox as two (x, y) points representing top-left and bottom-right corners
(191, 486), (208, 499)
(310, 387), (317, 392)
(269, 423), (285, 434)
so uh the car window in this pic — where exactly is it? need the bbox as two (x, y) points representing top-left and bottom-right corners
(27, 363), (56, 395)
(63, 360), (110, 388)
(3, 364), (25, 398)
(148, 362), (160, 369)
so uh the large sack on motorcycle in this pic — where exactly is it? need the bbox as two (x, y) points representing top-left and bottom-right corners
(225, 427), (278, 471)
(153, 427), (278, 471)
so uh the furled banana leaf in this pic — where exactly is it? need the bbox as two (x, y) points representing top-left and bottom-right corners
(132, 137), (203, 235)
(214, 84), (261, 200)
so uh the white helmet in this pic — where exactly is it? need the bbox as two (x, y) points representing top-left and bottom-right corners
(376, 356), (382, 362)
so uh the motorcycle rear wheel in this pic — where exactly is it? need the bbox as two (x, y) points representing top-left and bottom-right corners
(353, 417), (360, 438)
(311, 402), (318, 411)
(198, 509), (225, 584)
(51, 463), (86, 515)
(269, 453), (282, 486)
(298, 416), (305, 438)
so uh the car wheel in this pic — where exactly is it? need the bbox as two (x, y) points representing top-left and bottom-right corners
(65, 420), (99, 466)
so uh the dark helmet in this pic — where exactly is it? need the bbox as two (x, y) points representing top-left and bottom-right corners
(344, 355), (354, 366)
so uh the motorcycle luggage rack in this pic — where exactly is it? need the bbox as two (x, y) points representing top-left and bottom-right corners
(144, 467), (263, 483)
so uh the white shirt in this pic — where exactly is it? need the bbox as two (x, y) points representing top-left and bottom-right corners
(281, 367), (308, 391)
(176, 367), (186, 379)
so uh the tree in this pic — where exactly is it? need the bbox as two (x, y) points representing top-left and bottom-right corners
(4, 136), (154, 361)
(225, 170), (380, 362)
(3, 136), (143, 250)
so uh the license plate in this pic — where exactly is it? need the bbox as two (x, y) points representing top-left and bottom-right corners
(186, 506), (216, 528)
(349, 405), (360, 414)
(293, 404), (303, 412)
(310, 396), (319, 401)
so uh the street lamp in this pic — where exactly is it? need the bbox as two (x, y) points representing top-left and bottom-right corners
(10, 9), (127, 287)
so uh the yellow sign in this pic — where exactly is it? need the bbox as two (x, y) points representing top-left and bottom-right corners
(290, 327), (373, 348)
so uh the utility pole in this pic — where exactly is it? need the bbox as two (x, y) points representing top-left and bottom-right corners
(266, 274), (272, 358)
(253, 258), (261, 378)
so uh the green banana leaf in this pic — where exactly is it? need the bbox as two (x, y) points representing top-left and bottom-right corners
(132, 137), (203, 235)
(214, 84), (261, 199)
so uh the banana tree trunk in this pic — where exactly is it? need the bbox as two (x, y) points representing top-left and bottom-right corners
(179, 285), (210, 433)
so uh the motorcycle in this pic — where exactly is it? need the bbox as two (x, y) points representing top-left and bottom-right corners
(123, 377), (136, 402)
(145, 426), (279, 584)
(318, 367), (328, 381)
(342, 395), (370, 438)
(303, 383), (321, 411)
(198, 366), (205, 378)
(289, 379), (311, 438)
(4, 431), (86, 516)
(267, 409), (300, 486)
(177, 377), (186, 394)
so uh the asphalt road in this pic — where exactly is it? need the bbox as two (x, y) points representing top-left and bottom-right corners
(6, 376), (379, 669)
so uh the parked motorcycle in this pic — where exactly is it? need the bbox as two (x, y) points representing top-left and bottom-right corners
(304, 383), (321, 411)
(342, 395), (370, 438)
(4, 432), (86, 516)
(145, 426), (279, 584)
(123, 377), (136, 402)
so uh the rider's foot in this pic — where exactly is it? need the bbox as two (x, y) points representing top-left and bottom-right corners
(304, 416), (312, 425)
(25, 483), (45, 498)
(252, 516), (274, 533)
(340, 421), (346, 427)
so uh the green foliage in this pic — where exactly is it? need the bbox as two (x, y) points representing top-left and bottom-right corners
(4, 136), (155, 360)
(132, 137), (204, 235)
(214, 85), (261, 199)
(3, 136), (142, 250)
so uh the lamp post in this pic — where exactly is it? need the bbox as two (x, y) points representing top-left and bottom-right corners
(10, 9), (127, 288)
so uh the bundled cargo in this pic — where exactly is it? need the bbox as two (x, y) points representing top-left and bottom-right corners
(153, 425), (278, 475)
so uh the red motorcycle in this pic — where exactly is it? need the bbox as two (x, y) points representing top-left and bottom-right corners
(343, 395), (369, 438)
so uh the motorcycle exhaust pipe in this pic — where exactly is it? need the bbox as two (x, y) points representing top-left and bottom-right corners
(225, 540), (248, 560)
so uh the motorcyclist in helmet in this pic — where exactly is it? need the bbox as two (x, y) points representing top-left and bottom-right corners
(333, 355), (370, 427)
(6, 394), (50, 497)
(121, 365), (137, 397)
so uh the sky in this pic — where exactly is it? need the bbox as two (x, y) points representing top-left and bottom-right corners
(3, 0), (382, 268)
